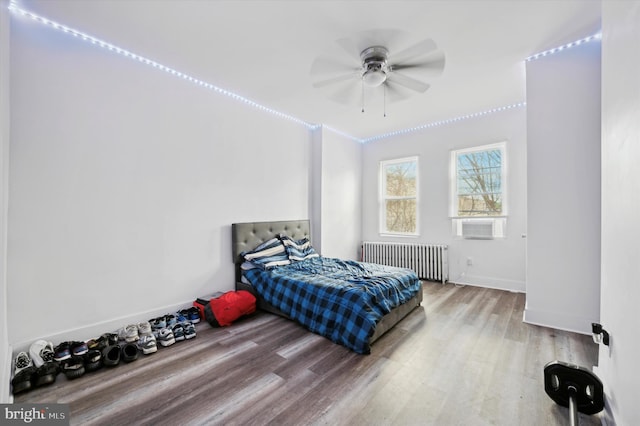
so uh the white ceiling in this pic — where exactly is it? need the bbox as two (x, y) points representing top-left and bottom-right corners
(21, 0), (601, 140)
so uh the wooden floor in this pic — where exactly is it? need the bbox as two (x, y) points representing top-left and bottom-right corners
(15, 282), (601, 425)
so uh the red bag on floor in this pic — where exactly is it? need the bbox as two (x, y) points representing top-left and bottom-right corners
(204, 290), (256, 327)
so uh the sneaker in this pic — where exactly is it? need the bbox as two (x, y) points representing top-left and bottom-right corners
(165, 314), (177, 327)
(175, 311), (188, 323)
(61, 356), (85, 380)
(34, 361), (59, 387)
(70, 341), (88, 356)
(121, 343), (139, 362)
(187, 307), (201, 324)
(183, 322), (196, 340)
(88, 333), (118, 351)
(150, 317), (166, 331)
(29, 340), (55, 368)
(11, 352), (36, 394)
(138, 321), (152, 336)
(119, 324), (139, 343)
(172, 323), (185, 342)
(14, 352), (33, 374)
(84, 349), (102, 372)
(157, 328), (175, 347)
(137, 334), (158, 355)
(53, 342), (71, 361)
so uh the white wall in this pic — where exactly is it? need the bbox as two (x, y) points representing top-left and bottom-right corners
(8, 15), (313, 350)
(309, 127), (363, 260)
(310, 127), (323, 253)
(598, 2), (640, 424)
(362, 107), (527, 291)
(1, 0), (12, 404)
(524, 38), (601, 334)
(321, 129), (362, 260)
(317, 128), (362, 260)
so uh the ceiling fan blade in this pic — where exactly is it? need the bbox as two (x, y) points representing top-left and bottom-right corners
(310, 54), (360, 77)
(384, 81), (412, 103)
(386, 71), (430, 93)
(312, 72), (360, 89)
(391, 50), (446, 76)
(390, 38), (438, 66)
(336, 28), (406, 58)
(326, 79), (362, 105)
(335, 36), (361, 59)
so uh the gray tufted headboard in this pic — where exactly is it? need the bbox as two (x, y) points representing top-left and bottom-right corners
(231, 219), (311, 267)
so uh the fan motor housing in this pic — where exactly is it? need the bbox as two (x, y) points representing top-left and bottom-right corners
(360, 46), (389, 70)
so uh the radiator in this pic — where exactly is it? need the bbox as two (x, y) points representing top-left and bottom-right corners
(361, 242), (449, 283)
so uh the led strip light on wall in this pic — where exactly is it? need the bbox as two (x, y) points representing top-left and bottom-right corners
(361, 102), (527, 143)
(7, 1), (599, 144)
(525, 32), (602, 62)
(7, 0), (316, 130)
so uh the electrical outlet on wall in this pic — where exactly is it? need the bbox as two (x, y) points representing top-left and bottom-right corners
(466, 257), (473, 266)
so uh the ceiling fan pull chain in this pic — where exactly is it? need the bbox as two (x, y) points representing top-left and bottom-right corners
(383, 84), (387, 117)
(361, 80), (365, 113)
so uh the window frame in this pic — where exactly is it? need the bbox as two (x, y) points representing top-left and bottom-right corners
(450, 142), (507, 238)
(379, 156), (419, 236)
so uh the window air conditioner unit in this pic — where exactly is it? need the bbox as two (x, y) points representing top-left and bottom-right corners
(462, 220), (494, 240)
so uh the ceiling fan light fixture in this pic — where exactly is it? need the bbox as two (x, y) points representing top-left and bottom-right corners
(362, 68), (387, 87)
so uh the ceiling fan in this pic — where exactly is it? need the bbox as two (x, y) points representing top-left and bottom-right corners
(310, 29), (446, 112)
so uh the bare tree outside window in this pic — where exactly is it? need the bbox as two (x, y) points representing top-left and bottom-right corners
(381, 158), (417, 234)
(455, 147), (503, 216)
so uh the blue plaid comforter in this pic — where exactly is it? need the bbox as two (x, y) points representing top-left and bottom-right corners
(243, 257), (421, 354)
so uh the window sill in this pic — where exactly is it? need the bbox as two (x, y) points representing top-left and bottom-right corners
(379, 233), (419, 238)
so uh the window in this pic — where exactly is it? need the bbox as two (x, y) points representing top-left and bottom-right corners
(380, 157), (418, 235)
(450, 143), (506, 238)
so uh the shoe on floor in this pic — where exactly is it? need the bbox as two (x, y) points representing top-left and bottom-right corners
(150, 317), (166, 331)
(119, 324), (139, 343)
(157, 328), (175, 347)
(84, 349), (103, 372)
(34, 361), (59, 387)
(89, 333), (118, 351)
(122, 343), (139, 362)
(187, 307), (201, 324)
(14, 351), (33, 373)
(29, 340), (55, 368)
(61, 356), (85, 380)
(165, 314), (177, 328)
(11, 368), (36, 394)
(53, 342), (71, 361)
(138, 321), (152, 336)
(183, 322), (196, 340)
(102, 345), (121, 367)
(172, 323), (185, 342)
(11, 352), (36, 394)
(176, 311), (188, 323)
(70, 341), (88, 356)
(138, 334), (157, 355)
(179, 307), (201, 323)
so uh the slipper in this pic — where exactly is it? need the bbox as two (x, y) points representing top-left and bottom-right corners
(122, 343), (139, 363)
(102, 345), (121, 367)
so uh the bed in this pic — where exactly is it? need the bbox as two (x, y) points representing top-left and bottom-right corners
(232, 219), (423, 354)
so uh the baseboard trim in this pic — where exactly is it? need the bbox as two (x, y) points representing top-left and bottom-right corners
(10, 299), (195, 355)
(1, 343), (12, 403)
(523, 307), (593, 335)
(449, 273), (525, 293)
